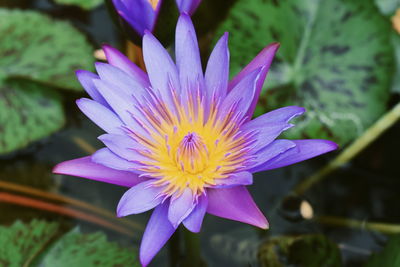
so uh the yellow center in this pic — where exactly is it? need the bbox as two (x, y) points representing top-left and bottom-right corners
(132, 92), (251, 197)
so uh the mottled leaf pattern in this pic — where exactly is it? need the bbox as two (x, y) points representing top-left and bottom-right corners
(0, 220), (59, 266)
(40, 228), (139, 266)
(0, 79), (65, 154)
(0, 220), (140, 266)
(0, 9), (94, 91)
(216, 0), (394, 146)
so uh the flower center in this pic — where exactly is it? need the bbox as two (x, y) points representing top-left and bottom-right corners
(176, 132), (207, 174)
(130, 90), (254, 197)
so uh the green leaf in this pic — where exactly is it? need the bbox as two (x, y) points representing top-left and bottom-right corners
(365, 235), (400, 267)
(0, 79), (65, 155)
(52, 0), (103, 10)
(0, 8), (94, 91)
(258, 234), (342, 267)
(0, 220), (140, 266)
(216, 0), (394, 146)
(0, 220), (59, 267)
(40, 229), (140, 266)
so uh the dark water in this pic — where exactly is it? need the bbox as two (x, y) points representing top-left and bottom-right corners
(2, 1), (400, 266)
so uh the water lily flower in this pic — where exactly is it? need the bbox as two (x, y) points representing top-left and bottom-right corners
(53, 14), (337, 266)
(112, 0), (201, 37)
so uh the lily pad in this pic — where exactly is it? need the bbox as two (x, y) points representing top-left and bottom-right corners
(0, 8), (94, 91)
(53, 0), (103, 10)
(0, 220), (139, 266)
(257, 234), (342, 267)
(0, 220), (59, 266)
(41, 229), (139, 266)
(365, 235), (400, 267)
(0, 79), (65, 155)
(216, 0), (394, 146)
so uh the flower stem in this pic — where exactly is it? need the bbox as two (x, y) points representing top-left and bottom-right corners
(183, 229), (203, 267)
(293, 101), (400, 195)
(315, 215), (400, 234)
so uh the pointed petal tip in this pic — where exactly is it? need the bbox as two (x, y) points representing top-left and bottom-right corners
(52, 162), (65, 175)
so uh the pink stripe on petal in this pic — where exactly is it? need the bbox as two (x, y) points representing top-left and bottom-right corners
(53, 156), (144, 187)
(207, 186), (268, 229)
(140, 201), (176, 267)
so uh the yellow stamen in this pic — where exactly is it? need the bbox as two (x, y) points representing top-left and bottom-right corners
(135, 92), (250, 197)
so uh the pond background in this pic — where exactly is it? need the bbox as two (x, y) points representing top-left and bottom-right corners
(1, 0), (400, 266)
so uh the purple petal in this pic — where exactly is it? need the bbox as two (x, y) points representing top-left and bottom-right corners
(247, 140), (296, 172)
(53, 156), (144, 187)
(244, 106), (305, 129)
(117, 180), (163, 217)
(228, 43), (280, 119)
(212, 172), (253, 188)
(140, 201), (176, 267)
(207, 186), (268, 229)
(175, 0), (201, 15)
(168, 188), (195, 228)
(76, 98), (125, 135)
(102, 44), (150, 87)
(241, 122), (294, 151)
(175, 14), (204, 101)
(205, 32), (229, 101)
(98, 134), (149, 162)
(256, 139), (338, 172)
(75, 70), (108, 107)
(95, 62), (148, 97)
(112, 0), (156, 36)
(92, 79), (137, 127)
(92, 148), (139, 171)
(183, 194), (208, 233)
(219, 67), (263, 120)
(143, 31), (180, 107)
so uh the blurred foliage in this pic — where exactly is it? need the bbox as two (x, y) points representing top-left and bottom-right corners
(0, 8), (95, 155)
(0, 220), (139, 266)
(0, 79), (65, 155)
(0, 220), (59, 266)
(40, 228), (140, 266)
(52, 0), (103, 10)
(0, 9), (94, 91)
(216, 0), (394, 146)
(257, 234), (342, 267)
(365, 235), (400, 267)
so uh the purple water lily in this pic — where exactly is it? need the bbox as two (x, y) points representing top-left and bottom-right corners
(113, 0), (201, 36)
(53, 14), (337, 266)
